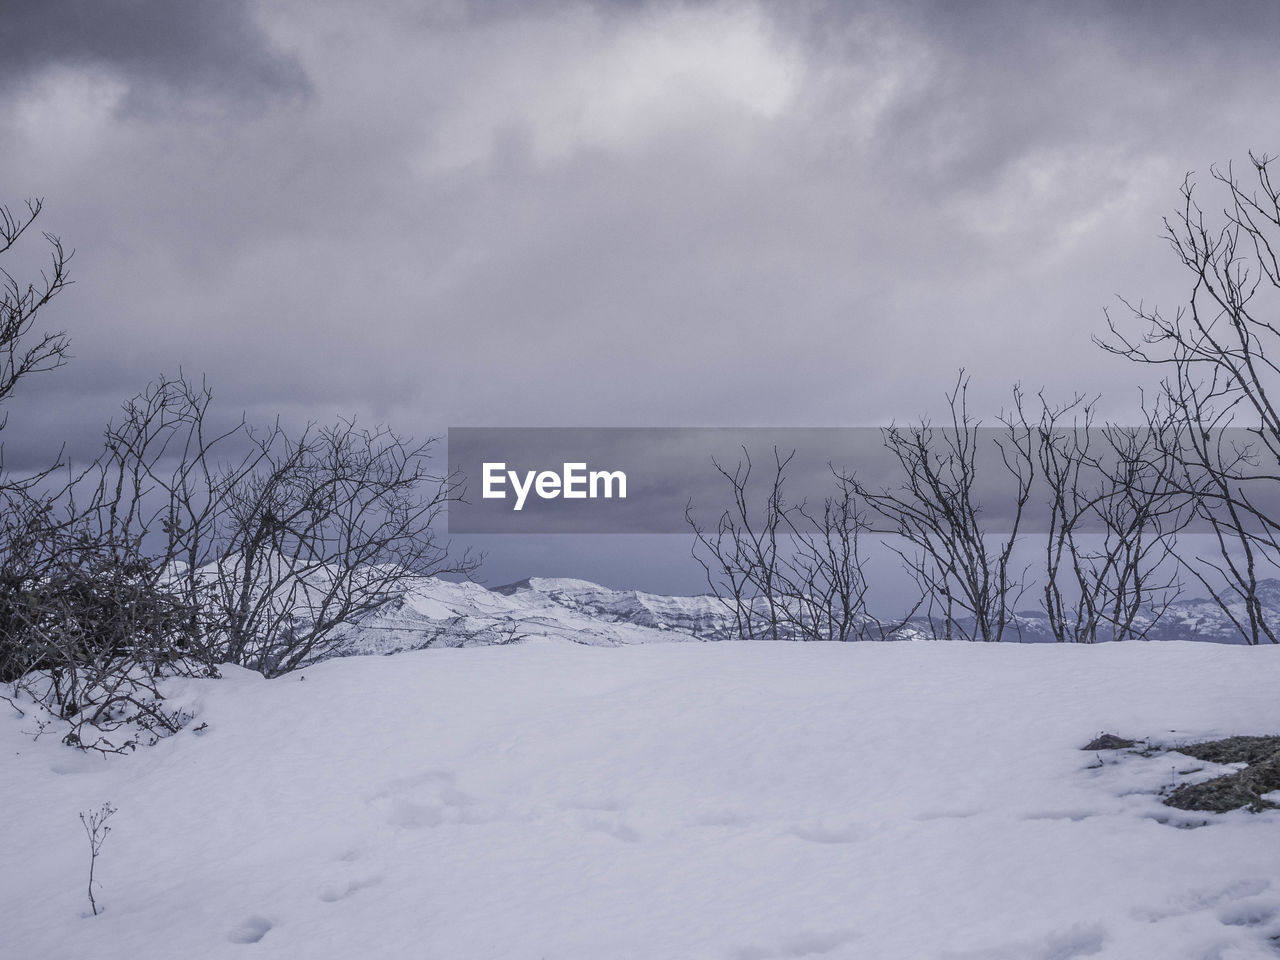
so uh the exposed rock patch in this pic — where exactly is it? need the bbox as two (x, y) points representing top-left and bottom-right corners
(1083, 733), (1138, 751)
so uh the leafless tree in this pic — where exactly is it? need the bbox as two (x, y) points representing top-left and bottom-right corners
(687, 447), (908, 642)
(203, 415), (477, 675)
(687, 448), (788, 642)
(779, 474), (899, 642)
(0, 199), (151, 742)
(1099, 152), (1280, 643)
(1093, 419), (1189, 640)
(0, 198), (71, 425)
(853, 374), (1034, 642)
(1037, 395), (1188, 642)
(0, 198), (479, 746)
(0, 377), (237, 747)
(2, 369), (478, 745)
(81, 373), (478, 676)
(0, 485), (204, 750)
(0, 197), (75, 674)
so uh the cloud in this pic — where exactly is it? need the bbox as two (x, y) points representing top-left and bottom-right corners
(1, 0), (308, 110)
(3, 0), (1280, 588)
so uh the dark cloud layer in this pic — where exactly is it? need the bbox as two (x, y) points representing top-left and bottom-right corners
(1, 0), (307, 106)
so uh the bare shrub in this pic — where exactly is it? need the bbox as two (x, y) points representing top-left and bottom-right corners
(853, 374), (1035, 642)
(688, 446), (913, 642)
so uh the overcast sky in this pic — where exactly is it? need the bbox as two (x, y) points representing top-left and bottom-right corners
(4, 0), (1280, 593)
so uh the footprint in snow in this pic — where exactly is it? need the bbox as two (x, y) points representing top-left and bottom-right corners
(227, 915), (274, 944)
(580, 814), (641, 842)
(1217, 895), (1280, 929)
(385, 798), (443, 829)
(318, 874), (383, 903)
(1137, 877), (1271, 922)
(371, 770), (481, 829)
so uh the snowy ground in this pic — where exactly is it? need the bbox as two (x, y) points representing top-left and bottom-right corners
(4, 640), (1280, 959)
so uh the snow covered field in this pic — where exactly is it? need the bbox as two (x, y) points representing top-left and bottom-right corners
(5, 640), (1280, 959)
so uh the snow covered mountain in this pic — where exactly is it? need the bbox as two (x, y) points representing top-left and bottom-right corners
(332, 576), (1280, 656)
(334, 576), (739, 656)
(491, 577), (742, 639)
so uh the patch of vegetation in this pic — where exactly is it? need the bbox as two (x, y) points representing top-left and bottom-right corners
(1163, 737), (1280, 814)
(1171, 735), (1280, 765)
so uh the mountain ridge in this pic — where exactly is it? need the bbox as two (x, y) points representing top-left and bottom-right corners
(332, 575), (1280, 656)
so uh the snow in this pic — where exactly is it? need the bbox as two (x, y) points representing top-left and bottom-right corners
(4, 640), (1280, 959)
(332, 576), (1280, 657)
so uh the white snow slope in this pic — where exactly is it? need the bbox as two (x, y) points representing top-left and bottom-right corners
(4, 640), (1280, 959)
(335, 576), (745, 654)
